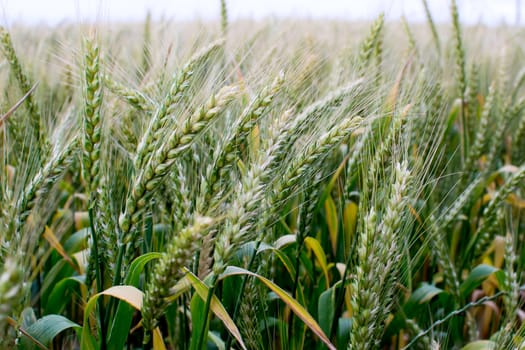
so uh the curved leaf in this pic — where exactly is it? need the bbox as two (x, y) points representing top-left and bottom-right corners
(460, 264), (499, 298)
(342, 201), (358, 259)
(318, 287), (336, 337)
(257, 244), (296, 278)
(273, 234), (297, 250)
(46, 275), (86, 314)
(221, 266), (336, 350)
(324, 196), (338, 256)
(23, 314), (81, 347)
(125, 252), (163, 286)
(82, 285), (166, 350)
(184, 269), (247, 350)
(108, 252), (163, 350)
(304, 236), (330, 285)
(404, 283), (444, 316)
(63, 228), (90, 254)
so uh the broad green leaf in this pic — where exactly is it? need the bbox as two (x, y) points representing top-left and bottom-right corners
(46, 275), (86, 314)
(461, 340), (496, 350)
(318, 287), (336, 337)
(304, 236), (330, 285)
(20, 307), (37, 329)
(257, 245), (296, 278)
(108, 252), (162, 350)
(404, 283), (444, 316)
(222, 266), (336, 350)
(40, 260), (74, 309)
(184, 269), (247, 350)
(460, 264), (499, 298)
(494, 270), (506, 290)
(189, 289), (208, 350)
(234, 241), (258, 262)
(337, 317), (352, 349)
(63, 228), (90, 254)
(126, 252), (163, 286)
(324, 195), (338, 256)
(21, 314), (81, 348)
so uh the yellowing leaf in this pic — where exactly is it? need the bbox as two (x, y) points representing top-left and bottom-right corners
(493, 235), (505, 269)
(44, 226), (77, 271)
(324, 196), (338, 256)
(343, 201), (358, 259)
(184, 269), (247, 350)
(508, 193), (525, 208)
(249, 123), (260, 159)
(153, 328), (167, 350)
(304, 237), (330, 286)
(103, 285), (143, 309)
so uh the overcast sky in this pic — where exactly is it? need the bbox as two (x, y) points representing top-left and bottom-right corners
(0, 0), (521, 26)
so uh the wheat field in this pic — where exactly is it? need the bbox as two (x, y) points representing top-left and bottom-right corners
(0, 1), (524, 349)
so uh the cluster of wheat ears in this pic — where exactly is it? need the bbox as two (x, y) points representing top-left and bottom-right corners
(0, 0), (524, 349)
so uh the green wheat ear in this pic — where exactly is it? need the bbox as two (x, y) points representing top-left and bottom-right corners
(16, 137), (80, 238)
(82, 37), (103, 199)
(103, 74), (153, 111)
(451, 0), (468, 162)
(142, 216), (214, 344)
(349, 162), (412, 350)
(140, 11), (152, 79)
(0, 26), (44, 156)
(401, 16), (417, 54)
(202, 72), (284, 208)
(220, 0), (228, 36)
(358, 13), (384, 72)
(422, 0), (441, 54)
(134, 38), (225, 170)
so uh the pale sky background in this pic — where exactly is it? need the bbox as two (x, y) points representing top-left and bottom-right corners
(0, 0), (522, 26)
